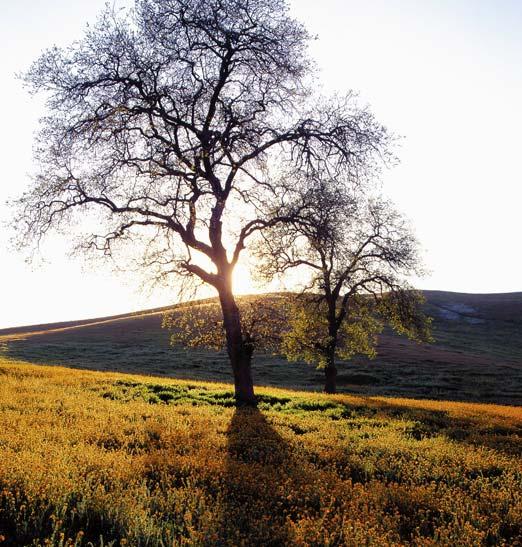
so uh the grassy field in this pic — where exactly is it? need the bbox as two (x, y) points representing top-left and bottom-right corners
(0, 359), (521, 546)
(1, 291), (521, 406)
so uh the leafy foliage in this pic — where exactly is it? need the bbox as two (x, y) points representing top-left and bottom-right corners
(282, 298), (382, 368)
(378, 289), (433, 342)
(162, 292), (431, 375)
(162, 294), (289, 354)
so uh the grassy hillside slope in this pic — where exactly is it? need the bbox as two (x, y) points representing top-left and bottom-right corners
(1, 291), (521, 405)
(424, 291), (522, 361)
(0, 360), (520, 546)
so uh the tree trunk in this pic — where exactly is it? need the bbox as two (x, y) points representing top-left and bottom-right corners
(324, 348), (337, 394)
(325, 298), (338, 394)
(218, 287), (256, 405)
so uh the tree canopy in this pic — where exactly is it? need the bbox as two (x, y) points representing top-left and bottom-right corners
(255, 177), (432, 392)
(15, 0), (394, 403)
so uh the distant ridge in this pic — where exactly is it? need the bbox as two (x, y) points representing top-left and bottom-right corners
(0, 304), (175, 336)
(1, 290), (521, 336)
(0, 297), (221, 337)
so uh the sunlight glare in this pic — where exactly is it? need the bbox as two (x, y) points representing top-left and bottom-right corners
(232, 262), (257, 295)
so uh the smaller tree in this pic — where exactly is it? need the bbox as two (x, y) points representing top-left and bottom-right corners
(256, 180), (432, 393)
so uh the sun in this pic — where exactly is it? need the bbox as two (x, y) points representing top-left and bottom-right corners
(232, 262), (258, 295)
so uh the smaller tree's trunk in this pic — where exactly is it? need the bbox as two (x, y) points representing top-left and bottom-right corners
(324, 348), (337, 394)
(218, 286), (256, 405)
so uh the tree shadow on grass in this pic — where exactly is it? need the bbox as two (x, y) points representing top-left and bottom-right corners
(218, 407), (301, 546)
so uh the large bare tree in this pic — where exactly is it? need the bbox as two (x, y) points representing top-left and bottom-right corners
(256, 179), (432, 393)
(14, 0), (392, 403)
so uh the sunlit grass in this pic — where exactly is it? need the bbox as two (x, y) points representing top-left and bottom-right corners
(0, 358), (520, 545)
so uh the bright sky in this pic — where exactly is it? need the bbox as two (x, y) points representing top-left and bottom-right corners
(0, 0), (521, 328)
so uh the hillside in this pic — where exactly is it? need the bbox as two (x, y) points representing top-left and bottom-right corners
(0, 291), (521, 405)
(0, 360), (520, 545)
